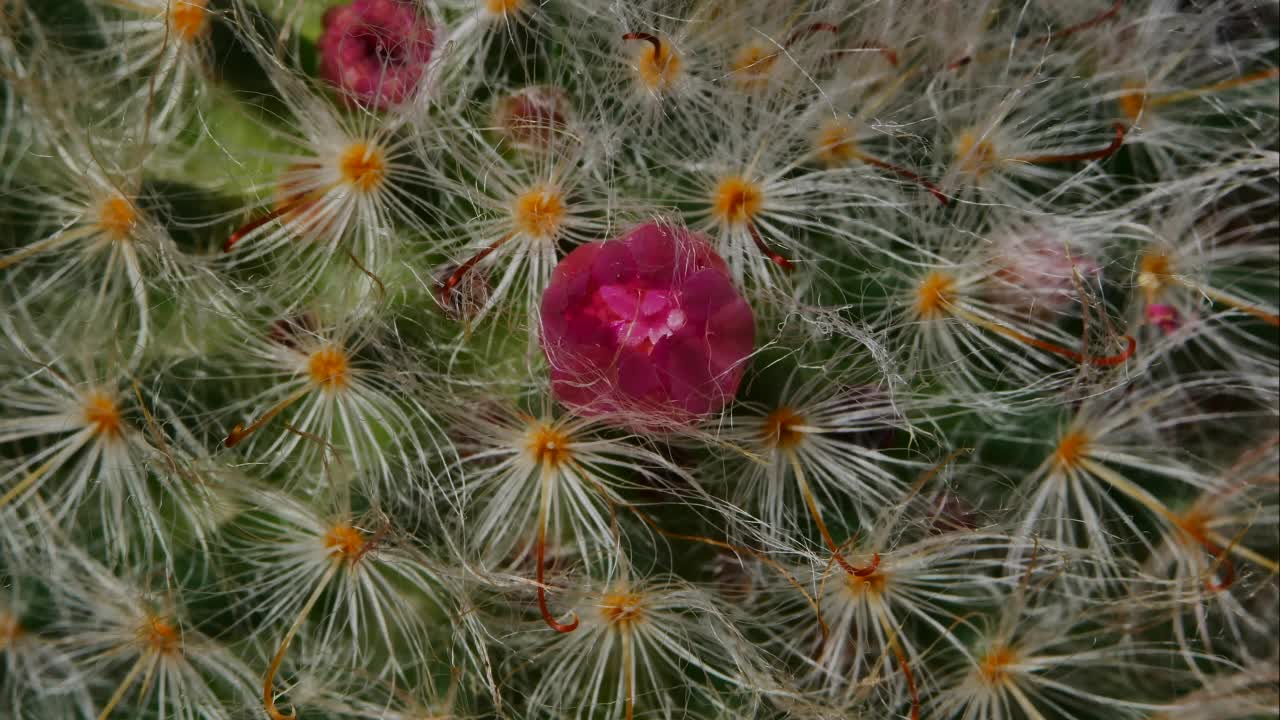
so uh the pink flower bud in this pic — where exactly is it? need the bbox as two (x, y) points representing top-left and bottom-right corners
(318, 0), (435, 109)
(1146, 303), (1182, 334)
(988, 232), (1099, 317)
(540, 222), (755, 428)
(925, 492), (980, 533)
(493, 86), (571, 149)
(268, 313), (318, 349)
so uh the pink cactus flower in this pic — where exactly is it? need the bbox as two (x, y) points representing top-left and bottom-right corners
(1146, 303), (1182, 334)
(318, 0), (435, 109)
(540, 222), (755, 427)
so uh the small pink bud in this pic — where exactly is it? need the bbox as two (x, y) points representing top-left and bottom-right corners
(318, 0), (435, 109)
(493, 86), (571, 149)
(1146, 303), (1181, 334)
(988, 233), (1099, 316)
(540, 222), (755, 428)
(926, 492), (980, 533)
(268, 313), (317, 349)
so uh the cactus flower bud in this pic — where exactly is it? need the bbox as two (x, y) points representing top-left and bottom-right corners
(1146, 303), (1182, 334)
(318, 0), (435, 109)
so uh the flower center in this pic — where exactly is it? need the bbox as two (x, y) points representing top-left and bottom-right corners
(1054, 430), (1090, 470)
(98, 196), (138, 241)
(1118, 81), (1147, 123)
(324, 523), (366, 559)
(513, 187), (566, 240)
(600, 591), (645, 627)
(1138, 252), (1172, 300)
(843, 566), (888, 596)
(978, 645), (1018, 686)
(763, 407), (806, 450)
(1173, 509), (1212, 546)
(142, 616), (182, 656)
(308, 347), (350, 390)
(84, 392), (124, 438)
(712, 176), (764, 226)
(732, 44), (777, 87)
(0, 613), (22, 650)
(169, 0), (210, 43)
(485, 0), (524, 15)
(527, 423), (572, 468)
(954, 129), (1000, 176)
(635, 37), (681, 91)
(593, 285), (687, 352)
(815, 119), (858, 167)
(915, 271), (956, 318)
(339, 143), (386, 193)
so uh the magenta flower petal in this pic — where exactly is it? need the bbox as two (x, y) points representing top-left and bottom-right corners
(708, 301), (756, 367)
(540, 222), (755, 428)
(549, 240), (601, 301)
(598, 285), (642, 319)
(651, 335), (720, 416)
(617, 352), (664, 398)
(318, 0), (435, 109)
(679, 268), (742, 326)
(626, 222), (680, 282)
(591, 239), (638, 287)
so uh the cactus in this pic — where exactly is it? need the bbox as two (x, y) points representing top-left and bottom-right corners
(1, 1), (1277, 719)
